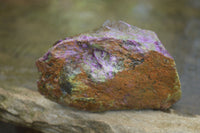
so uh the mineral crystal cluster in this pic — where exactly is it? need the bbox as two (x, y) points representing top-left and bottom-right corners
(36, 21), (181, 112)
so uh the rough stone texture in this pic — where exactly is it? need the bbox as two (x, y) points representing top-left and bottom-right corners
(36, 21), (181, 112)
(0, 87), (199, 133)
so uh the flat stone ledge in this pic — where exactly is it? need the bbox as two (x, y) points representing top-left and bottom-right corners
(0, 87), (199, 133)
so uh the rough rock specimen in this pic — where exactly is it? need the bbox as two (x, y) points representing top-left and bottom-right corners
(36, 20), (181, 112)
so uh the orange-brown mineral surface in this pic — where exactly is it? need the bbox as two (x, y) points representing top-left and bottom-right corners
(36, 21), (181, 112)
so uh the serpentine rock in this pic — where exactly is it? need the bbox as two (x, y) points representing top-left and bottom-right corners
(36, 20), (181, 112)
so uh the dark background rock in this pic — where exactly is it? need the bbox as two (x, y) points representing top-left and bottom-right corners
(0, 121), (42, 133)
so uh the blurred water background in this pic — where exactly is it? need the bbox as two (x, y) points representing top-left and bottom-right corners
(0, 0), (200, 132)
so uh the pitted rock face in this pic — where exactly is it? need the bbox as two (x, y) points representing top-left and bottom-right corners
(36, 21), (181, 112)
